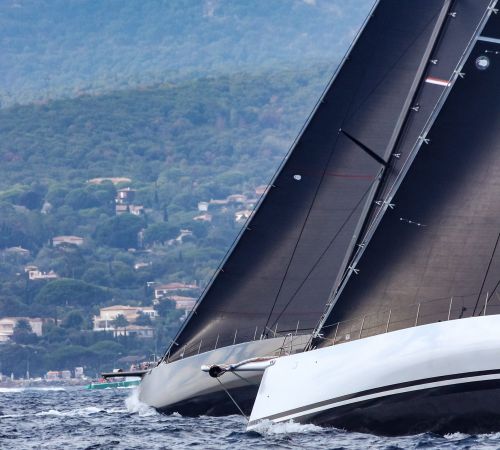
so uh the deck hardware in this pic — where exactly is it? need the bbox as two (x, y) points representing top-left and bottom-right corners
(385, 309), (392, 333)
(359, 316), (366, 339)
(447, 298), (453, 320)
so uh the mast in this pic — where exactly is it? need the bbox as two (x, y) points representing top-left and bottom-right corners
(167, 0), (461, 362)
(315, 1), (500, 347)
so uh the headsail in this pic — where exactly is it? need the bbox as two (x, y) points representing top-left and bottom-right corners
(168, 0), (460, 361)
(316, 2), (500, 346)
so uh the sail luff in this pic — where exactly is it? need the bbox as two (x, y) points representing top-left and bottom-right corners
(162, 0), (381, 360)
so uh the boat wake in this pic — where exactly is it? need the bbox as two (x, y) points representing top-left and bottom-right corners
(125, 388), (157, 416)
(250, 419), (323, 436)
(0, 386), (66, 393)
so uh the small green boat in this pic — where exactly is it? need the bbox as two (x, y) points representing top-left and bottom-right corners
(86, 378), (141, 390)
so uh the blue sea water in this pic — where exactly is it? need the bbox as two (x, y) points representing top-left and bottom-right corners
(1, 386), (500, 449)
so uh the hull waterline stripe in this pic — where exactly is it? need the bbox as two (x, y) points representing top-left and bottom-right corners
(477, 36), (500, 44)
(248, 368), (500, 426)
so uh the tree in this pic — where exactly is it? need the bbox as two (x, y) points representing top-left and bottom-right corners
(34, 279), (111, 320)
(135, 311), (152, 326)
(111, 314), (129, 333)
(143, 222), (179, 246)
(94, 214), (145, 249)
(12, 319), (38, 345)
(62, 311), (84, 330)
(14, 319), (32, 333)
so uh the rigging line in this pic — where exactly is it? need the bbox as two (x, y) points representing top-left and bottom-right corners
(261, 131), (344, 334)
(262, 2), (388, 334)
(342, 8), (444, 126)
(473, 231), (500, 316)
(215, 378), (248, 421)
(268, 179), (378, 330)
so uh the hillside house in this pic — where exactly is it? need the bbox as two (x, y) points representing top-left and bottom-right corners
(93, 305), (158, 332)
(0, 317), (44, 343)
(88, 177), (132, 185)
(53, 235), (84, 247)
(28, 269), (59, 281)
(255, 185), (269, 196)
(193, 213), (212, 222)
(154, 282), (198, 300)
(166, 295), (197, 311)
(197, 201), (209, 212)
(235, 210), (253, 223)
(3, 246), (30, 257)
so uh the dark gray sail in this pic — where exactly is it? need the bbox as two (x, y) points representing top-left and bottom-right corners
(167, 0), (459, 361)
(317, 4), (500, 345)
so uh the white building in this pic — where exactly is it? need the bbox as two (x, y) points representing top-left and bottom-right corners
(0, 317), (43, 343)
(93, 305), (157, 333)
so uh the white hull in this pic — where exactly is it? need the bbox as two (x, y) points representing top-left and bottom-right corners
(139, 334), (310, 415)
(248, 315), (500, 435)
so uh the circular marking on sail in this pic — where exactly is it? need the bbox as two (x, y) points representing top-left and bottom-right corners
(293, 174), (302, 181)
(475, 55), (490, 71)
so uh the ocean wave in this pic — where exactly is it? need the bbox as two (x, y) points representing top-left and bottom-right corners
(37, 406), (104, 417)
(125, 388), (158, 417)
(0, 386), (67, 393)
(250, 419), (323, 436)
(0, 387), (25, 393)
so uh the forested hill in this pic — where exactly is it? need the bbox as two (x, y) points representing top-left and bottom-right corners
(0, 0), (373, 107)
(0, 64), (329, 195)
(0, 63), (336, 376)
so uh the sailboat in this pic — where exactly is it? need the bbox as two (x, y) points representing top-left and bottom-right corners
(138, 0), (472, 416)
(204, 0), (500, 435)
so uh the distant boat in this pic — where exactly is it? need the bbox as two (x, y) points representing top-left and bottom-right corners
(86, 378), (140, 390)
(206, 0), (500, 435)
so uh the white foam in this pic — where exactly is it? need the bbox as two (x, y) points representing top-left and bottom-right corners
(0, 387), (24, 393)
(29, 387), (66, 392)
(36, 406), (104, 417)
(444, 432), (470, 440)
(250, 419), (323, 436)
(125, 388), (157, 417)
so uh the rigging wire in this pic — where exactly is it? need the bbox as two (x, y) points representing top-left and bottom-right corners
(266, 5), (449, 335)
(267, 180), (378, 331)
(215, 378), (248, 421)
(474, 231), (500, 315)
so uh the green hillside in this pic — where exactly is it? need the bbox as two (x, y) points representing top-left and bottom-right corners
(0, 64), (333, 377)
(0, 0), (373, 106)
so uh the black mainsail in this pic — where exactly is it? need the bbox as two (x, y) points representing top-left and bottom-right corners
(315, 1), (500, 346)
(167, 0), (462, 361)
